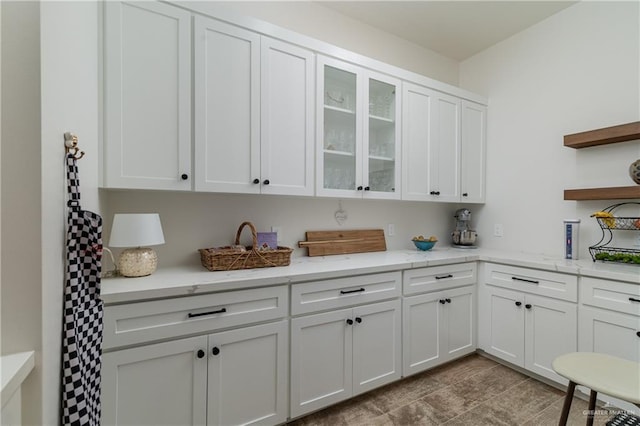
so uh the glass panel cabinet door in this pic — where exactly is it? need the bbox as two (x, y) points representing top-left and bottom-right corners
(366, 77), (398, 196)
(322, 64), (358, 192)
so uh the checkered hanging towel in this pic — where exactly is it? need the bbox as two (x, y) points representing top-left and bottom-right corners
(61, 153), (104, 426)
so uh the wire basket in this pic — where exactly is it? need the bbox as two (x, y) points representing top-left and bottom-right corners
(589, 202), (640, 264)
(199, 222), (292, 271)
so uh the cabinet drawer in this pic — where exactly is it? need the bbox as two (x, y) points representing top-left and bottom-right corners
(484, 263), (577, 302)
(580, 277), (640, 316)
(291, 272), (401, 315)
(403, 263), (477, 296)
(104, 285), (288, 350)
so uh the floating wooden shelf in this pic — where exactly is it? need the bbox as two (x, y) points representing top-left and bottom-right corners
(564, 121), (640, 148)
(564, 186), (640, 201)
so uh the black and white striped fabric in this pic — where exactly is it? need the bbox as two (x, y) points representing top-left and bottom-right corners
(61, 153), (104, 426)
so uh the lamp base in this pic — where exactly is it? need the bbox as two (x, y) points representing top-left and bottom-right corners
(118, 247), (158, 277)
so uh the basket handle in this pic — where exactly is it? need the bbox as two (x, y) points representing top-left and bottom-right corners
(234, 221), (258, 250)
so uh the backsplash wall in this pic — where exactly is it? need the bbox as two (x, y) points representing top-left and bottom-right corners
(104, 190), (471, 268)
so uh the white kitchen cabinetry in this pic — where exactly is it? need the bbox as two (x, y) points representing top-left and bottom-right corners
(290, 272), (402, 418)
(194, 17), (315, 195)
(103, 1), (192, 190)
(402, 263), (477, 376)
(101, 285), (289, 426)
(316, 55), (401, 199)
(402, 84), (486, 203)
(479, 264), (578, 384)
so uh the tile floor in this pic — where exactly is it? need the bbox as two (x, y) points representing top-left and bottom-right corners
(288, 353), (622, 426)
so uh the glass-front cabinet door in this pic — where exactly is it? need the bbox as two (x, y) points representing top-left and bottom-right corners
(317, 56), (400, 199)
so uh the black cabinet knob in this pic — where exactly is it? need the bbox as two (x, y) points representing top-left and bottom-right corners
(462, 193), (468, 197)
(445, 298), (451, 303)
(181, 173), (188, 180)
(212, 347), (220, 356)
(364, 186), (370, 191)
(355, 317), (362, 323)
(515, 301), (522, 307)
(253, 178), (260, 184)
(263, 179), (270, 185)
(435, 191), (440, 195)
(525, 304), (532, 309)
(346, 319), (354, 325)
(196, 349), (205, 359)
(357, 186), (363, 190)
(439, 299), (446, 304)
(636, 331), (640, 338)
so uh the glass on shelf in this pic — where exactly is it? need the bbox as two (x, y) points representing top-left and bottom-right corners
(369, 79), (395, 120)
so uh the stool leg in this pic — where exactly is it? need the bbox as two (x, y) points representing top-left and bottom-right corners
(586, 390), (597, 426)
(559, 381), (576, 426)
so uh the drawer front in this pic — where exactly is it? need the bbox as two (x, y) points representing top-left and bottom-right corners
(403, 262), (477, 296)
(104, 285), (288, 350)
(484, 263), (577, 302)
(580, 277), (640, 316)
(291, 271), (401, 315)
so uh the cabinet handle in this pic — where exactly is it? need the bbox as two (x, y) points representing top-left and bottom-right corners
(435, 274), (453, 280)
(212, 347), (220, 356)
(512, 276), (540, 284)
(355, 317), (362, 323)
(196, 349), (205, 359)
(430, 191), (439, 195)
(181, 173), (189, 180)
(525, 304), (532, 309)
(346, 319), (354, 325)
(263, 179), (270, 185)
(439, 299), (446, 304)
(357, 186), (363, 191)
(340, 288), (365, 295)
(364, 186), (370, 191)
(629, 297), (640, 303)
(636, 331), (640, 338)
(462, 193), (468, 197)
(515, 301), (522, 307)
(445, 298), (452, 303)
(253, 178), (260, 184)
(188, 307), (227, 318)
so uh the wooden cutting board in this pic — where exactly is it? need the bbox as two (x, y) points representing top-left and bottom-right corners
(298, 229), (386, 257)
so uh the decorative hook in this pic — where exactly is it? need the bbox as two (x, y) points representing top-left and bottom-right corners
(64, 132), (85, 160)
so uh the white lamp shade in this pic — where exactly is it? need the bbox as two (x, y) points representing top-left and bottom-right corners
(109, 214), (165, 248)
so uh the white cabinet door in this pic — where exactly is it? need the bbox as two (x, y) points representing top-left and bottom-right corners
(260, 37), (315, 196)
(429, 93), (461, 202)
(101, 336), (208, 426)
(104, 1), (191, 190)
(403, 292), (442, 375)
(444, 286), (475, 360)
(524, 294), (577, 383)
(316, 56), (400, 199)
(460, 101), (487, 203)
(194, 16), (260, 193)
(578, 306), (640, 363)
(290, 308), (352, 418)
(484, 287), (525, 366)
(352, 300), (401, 395)
(207, 321), (288, 426)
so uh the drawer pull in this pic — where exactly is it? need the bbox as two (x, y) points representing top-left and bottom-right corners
(512, 276), (539, 284)
(436, 274), (453, 280)
(340, 288), (365, 295)
(629, 297), (640, 303)
(188, 307), (227, 318)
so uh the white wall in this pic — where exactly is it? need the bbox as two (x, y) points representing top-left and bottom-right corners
(460, 1), (640, 260)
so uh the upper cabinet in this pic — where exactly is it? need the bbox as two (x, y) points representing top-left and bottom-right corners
(193, 18), (315, 196)
(316, 56), (401, 199)
(403, 84), (485, 203)
(103, 1), (192, 190)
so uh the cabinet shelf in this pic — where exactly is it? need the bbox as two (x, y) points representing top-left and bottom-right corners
(564, 121), (640, 148)
(325, 104), (355, 115)
(369, 114), (394, 123)
(564, 121), (640, 200)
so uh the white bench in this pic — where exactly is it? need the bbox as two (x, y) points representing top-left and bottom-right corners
(553, 352), (640, 426)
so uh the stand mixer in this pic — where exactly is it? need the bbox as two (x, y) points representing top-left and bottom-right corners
(452, 208), (478, 248)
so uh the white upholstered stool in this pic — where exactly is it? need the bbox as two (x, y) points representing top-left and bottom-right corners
(552, 352), (640, 426)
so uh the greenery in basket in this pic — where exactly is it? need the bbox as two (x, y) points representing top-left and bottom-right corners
(594, 252), (640, 264)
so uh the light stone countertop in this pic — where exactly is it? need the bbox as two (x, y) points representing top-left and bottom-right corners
(101, 247), (640, 304)
(1, 351), (35, 408)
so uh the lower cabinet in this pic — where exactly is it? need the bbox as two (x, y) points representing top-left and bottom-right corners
(102, 320), (288, 426)
(289, 299), (401, 418)
(403, 285), (475, 376)
(481, 286), (577, 383)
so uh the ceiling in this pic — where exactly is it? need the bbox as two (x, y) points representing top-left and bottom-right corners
(318, 1), (578, 61)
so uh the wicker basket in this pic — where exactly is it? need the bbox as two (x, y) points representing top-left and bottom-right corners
(199, 221), (292, 271)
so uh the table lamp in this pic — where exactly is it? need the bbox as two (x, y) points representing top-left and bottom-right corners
(109, 213), (165, 277)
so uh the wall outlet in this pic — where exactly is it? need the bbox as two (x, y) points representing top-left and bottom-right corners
(494, 224), (504, 237)
(387, 223), (395, 237)
(271, 226), (283, 244)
